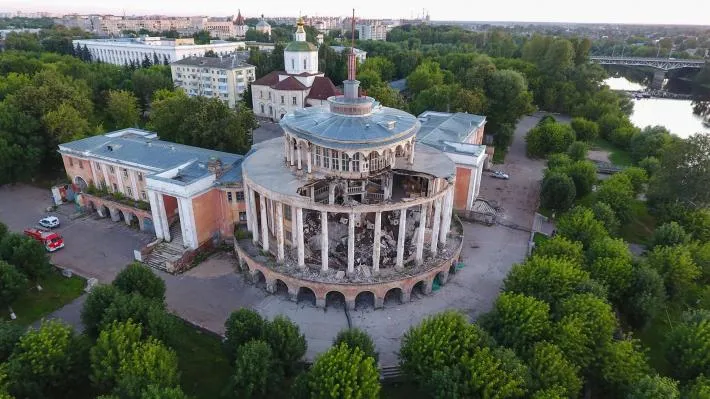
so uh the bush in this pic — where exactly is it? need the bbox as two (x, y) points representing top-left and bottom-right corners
(650, 222), (690, 249)
(334, 328), (378, 362)
(627, 374), (680, 399)
(596, 174), (635, 223)
(665, 310), (710, 381)
(262, 316), (307, 377)
(226, 340), (280, 399)
(570, 117), (599, 142)
(528, 342), (582, 398)
(591, 202), (620, 235)
(307, 343), (380, 399)
(639, 156), (661, 177)
(534, 236), (584, 265)
(540, 173), (576, 212)
(620, 167), (649, 195)
(547, 153), (572, 170)
(526, 122), (576, 158)
(113, 263), (166, 302)
(223, 309), (266, 362)
(566, 141), (589, 161)
(563, 160), (597, 198)
(0, 261), (27, 312)
(481, 292), (552, 355)
(0, 321), (23, 363)
(556, 206), (609, 249)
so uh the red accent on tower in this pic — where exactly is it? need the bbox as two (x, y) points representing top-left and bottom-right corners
(348, 9), (357, 83)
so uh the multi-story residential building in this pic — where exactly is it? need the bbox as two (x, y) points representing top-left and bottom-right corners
(171, 55), (255, 108)
(251, 18), (338, 121)
(72, 36), (245, 66)
(357, 22), (388, 41)
(329, 46), (367, 63)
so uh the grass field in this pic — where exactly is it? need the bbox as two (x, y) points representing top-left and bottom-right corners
(592, 138), (633, 166)
(620, 200), (656, 244)
(2, 269), (85, 326)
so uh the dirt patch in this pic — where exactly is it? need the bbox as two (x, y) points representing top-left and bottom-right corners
(587, 150), (611, 163)
(184, 252), (237, 278)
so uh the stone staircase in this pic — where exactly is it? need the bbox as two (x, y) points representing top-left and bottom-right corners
(143, 222), (188, 272)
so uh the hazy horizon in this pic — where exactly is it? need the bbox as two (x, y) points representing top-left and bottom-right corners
(4, 0), (710, 26)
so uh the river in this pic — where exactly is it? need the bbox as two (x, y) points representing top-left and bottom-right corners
(604, 77), (709, 138)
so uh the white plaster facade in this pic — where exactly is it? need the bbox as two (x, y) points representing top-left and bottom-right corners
(171, 56), (256, 108)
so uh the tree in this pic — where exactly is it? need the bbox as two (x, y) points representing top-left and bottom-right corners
(226, 340), (279, 399)
(106, 90), (140, 129)
(566, 141), (588, 161)
(485, 69), (534, 135)
(98, 293), (174, 345)
(115, 338), (180, 399)
(587, 236), (632, 265)
(588, 257), (633, 304)
(526, 122), (575, 158)
(639, 156), (661, 177)
(139, 385), (188, 399)
(533, 236), (584, 265)
(224, 309), (266, 361)
(686, 375), (710, 399)
(650, 134), (710, 209)
(481, 292), (552, 355)
(620, 167), (649, 195)
(528, 342), (582, 398)
(0, 234), (50, 289)
(0, 321), (23, 363)
(41, 102), (91, 143)
(141, 55), (152, 69)
(540, 173), (576, 212)
(112, 262), (166, 302)
(621, 265), (665, 329)
(334, 328), (378, 362)
(563, 160), (597, 198)
(629, 125), (674, 163)
(458, 346), (529, 399)
(5, 320), (88, 399)
(90, 320), (143, 392)
(598, 338), (650, 396)
(683, 209), (710, 243)
(366, 84), (406, 109)
(307, 343), (380, 399)
(547, 153), (572, 170)
(556, 206), (609, 249)
(503, 256), (592, 310)
(665, 310), (710, 381)
(591, 202), (620, 235)
(406, 61), (444, 95)
(596, 175), (635, 222)
(0, 262), (27, 315)
(646, 245), (700, 300)
(356, 69), (382, 90)
(650, 222), (690, 249)
(627, 375), (680, 399)
(570, 117), (598, 142)
(263, 315), (307, 376)
(81, 285), (121, 338)
(0, 223), (7, 242)
(131, 67), (173, 112)
(359, 56), (396, 81)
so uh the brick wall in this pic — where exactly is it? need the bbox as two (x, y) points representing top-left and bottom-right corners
(192, 189), (222, 244)
(62, 154), (92, 186)
(454, 166), (471, 210)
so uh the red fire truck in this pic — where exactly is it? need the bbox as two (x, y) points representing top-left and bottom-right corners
(23, 228), (65, 252)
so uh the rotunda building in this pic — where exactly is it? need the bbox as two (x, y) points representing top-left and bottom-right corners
(237, 78), (462, 309)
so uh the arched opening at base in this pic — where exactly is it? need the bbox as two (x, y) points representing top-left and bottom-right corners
(253, 270), (266, 288)
(325, 291), (346, 309)
(143, 217), (154, 233)
(411, 280), (426, 299)
(98, 205), (110, 218)
(449, 264), (457, 276)
(355, 291), (375, 310)
(274, 279), (289, 298)
(297, 287), (316, 306)
(384, 287), (404, 307)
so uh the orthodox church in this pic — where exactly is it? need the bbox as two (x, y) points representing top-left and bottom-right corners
(251, 18), (339, 121)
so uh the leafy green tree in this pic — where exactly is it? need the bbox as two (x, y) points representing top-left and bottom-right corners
(570, 117), (598, 142)
(591, 202), (620, 235)
(90, 320), (143, 392)
(556, 294), (617, 366)
(131, 66), (173, 111)
(356, 69), (382, 90)
(686, 375), (710, 399)
(0, 262), (27, 314)
(307, 343), (380, 399)
(646, 245), (700, 300)
(5, 320), (89, 399)
(0, 223), (7, 242)
(263, 315), (307, 376)
(106, 90), (140, 129)
(627, 375), (680, 399)
(115, 338), (180, 399)
(587, 236), (632, 264)
(528, 342), (582, 398)
(526, 122), (576, 158)
(650, 222), (690, 249)
(566, 141), (588, 161)
(552, 315), (596, 372)
(482, 292), (552, 355)
(588, 257), (633, 303)
(665, 310), (710, 381)
(226, 340), (279, 399)
(365, 85), (406, 109)
(649, 134), (710, 209)
(563, 160), (597, 198)
(485, 69), (534, 133)
(334, 328), (378, 362)
(406, 61), (444, 94)
(530, 386), (567, 399)
(598, 338), (650, 396)
(41, 102), (91, 143)
(639, 156), (661, 177)
(359, 56), (396, 81)
(546, 153), (572, 170)
(503, 256), (592, 309)
(533, 236), (584, 265)
(540, 173), (576, 212)
(0, 321), (23, 363)
(596, 174), (635, 222)
(113, 262), (166, 302)
(81, 284), (121, 338)
(0, 233), (51, 289)
(98, 293), (174, 345)
(629, 125), (674, 163)
(620, 264), (666, 329)
(556, 206), (609, 249)
(224, 309), (266, 361)
(620, 167), (649, 195)
(683, 209), (710, 243)
(138, 385), (189, 399)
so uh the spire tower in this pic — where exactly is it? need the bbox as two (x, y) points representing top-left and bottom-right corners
(348, 9), (356, 81)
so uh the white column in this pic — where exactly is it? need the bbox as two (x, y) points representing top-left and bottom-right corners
(430, 199), (442, 255)
(306, 144), (312, 173)
(116, 167), (125, 194)
(129, 171), (139, 200)
(244, 187), (253, 232)
(296, 207), (305, 268)
(383, 176), (390, 200)
(372, 211), (381, 273)
(321, 210), (328, 271)
(289, 139), (295, 166)
(328, 183), (335, 204)
(297, 144), (303, 170)
(396, 208), (407, 270)
(178, 197), (198, 249)
(440, 189), (453, 245)
(408, 141), (415, 165)
(415, 204), (427, 265)
(250, 189), (258, 244)
(156, 192), (171, 241)
(90, 162), (99, 186)
(148, 190), (164, 239)
(102, 166), (110, 191)
(275, 202), (284, 262)
(284, 137), (290, 163)
(348, 212), (355, 274)
(260, 194), (269, 251)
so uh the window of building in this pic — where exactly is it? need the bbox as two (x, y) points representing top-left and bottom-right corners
(109, 166), (115, 173)
(112, 183), (118, 192)
(227, 192), (233, 202)
(137, 172), (142, 181)
(285, 231), (292, 242)
(291, 59), (295, 69)
(315, 146), (321, 167)
(236, 191), (245, 202)
(260, 104), (265, 113)
(292, 96), (297, 105)
(239, 212), (247, 222)
(331, 150), (339, 170)
(303, 59), (307, 69)
(352, 153), (360, 171)
(79, 160), (83, 169)
(122, 168), (128, 178)
(268, 92), (271, 100)
(341, 152), (350, 171)
(284, 206), (291, 220)
(281, 96), (284, 104)
(323, 148), (330, 168)
(69, 157), (73, 167)
(141, 190), (147, 200)
(126, 186), (132, 197)
(95, 162), (101, 171)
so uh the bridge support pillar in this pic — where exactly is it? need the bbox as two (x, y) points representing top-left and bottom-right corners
(651, 70), (666, 89)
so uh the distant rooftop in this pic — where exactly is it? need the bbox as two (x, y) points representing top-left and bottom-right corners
(58, 128), (244, 185)
(416, 111), (486, 147)
(171, 55), (253, 69)
(388, 78), (407, 92)
(284, 41), (317, 52)
(329, 46), (366, 55)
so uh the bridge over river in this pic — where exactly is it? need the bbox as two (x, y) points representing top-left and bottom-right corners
(590, 56), (707, 88)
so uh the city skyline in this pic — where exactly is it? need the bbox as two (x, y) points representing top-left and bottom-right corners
(4, 0), (710, 26)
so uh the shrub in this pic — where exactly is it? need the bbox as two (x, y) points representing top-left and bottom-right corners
(591, 202), (620, 235)
(563, 160), (597, 198)
(566, 141), (589, 161)
(534, 236), (584, 265)
(226, 340), (280, 399)
(540, 173), (576, 212)
(570, 117), (599, 142)
(333, 328), (378, 362)
(556, 206), (609, 249)
(481, 292), (552, 355)
(262, 316), (307, 376)
(223, 309), (266, 361)
(307, 344), (380, 399)
(113, 263), (166, 302)
(650, 222), (690, 249)
(547, 153), (572, 170)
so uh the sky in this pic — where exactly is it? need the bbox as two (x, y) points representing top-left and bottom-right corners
(4, 0), (710, 25)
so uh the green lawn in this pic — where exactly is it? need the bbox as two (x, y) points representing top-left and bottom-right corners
(620, 200), (656, 245)
(634, 304), (682, 376)
(492, 146), (508, 164)
(171, 317), (232, 399)
(533, 232), (549, 246)
(591, 138), (633, 166)
(2, 270), (85, 326)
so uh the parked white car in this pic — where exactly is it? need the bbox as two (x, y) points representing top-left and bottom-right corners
(38, 216), (60, 229)
(490, 171), (510, 180)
